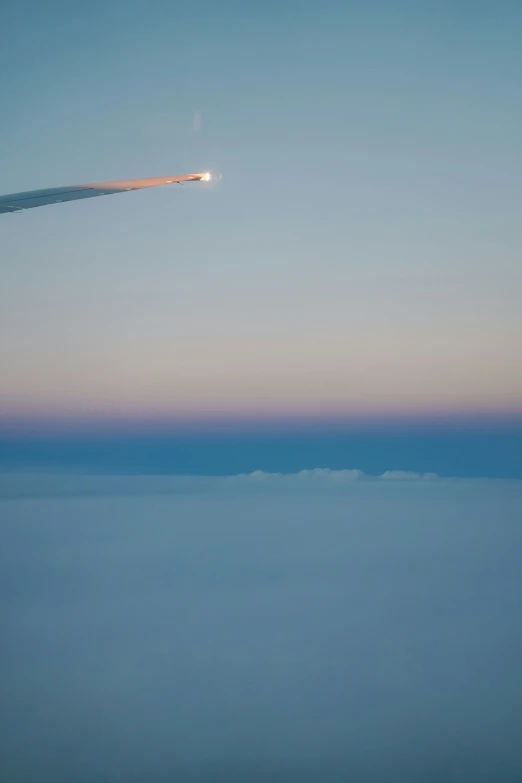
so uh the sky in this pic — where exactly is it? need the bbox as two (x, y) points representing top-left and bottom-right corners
(1, 8), (522, 774)
(1, 0), (522, 442)
(1, 470), (522, 782)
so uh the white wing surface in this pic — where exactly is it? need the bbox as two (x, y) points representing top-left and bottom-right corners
(0, 172), (211, 214)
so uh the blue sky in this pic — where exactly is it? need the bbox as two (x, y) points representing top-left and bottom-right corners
(2, 8), (522, 775)
(1, 1), (521, 473)
(1, 421), (521, 478)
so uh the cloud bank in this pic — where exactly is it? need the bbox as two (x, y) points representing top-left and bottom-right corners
(1, 471), (521, 782)
(0, 467), (443, 501)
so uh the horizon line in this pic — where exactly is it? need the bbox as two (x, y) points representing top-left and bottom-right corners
(1, 409), (522, 438)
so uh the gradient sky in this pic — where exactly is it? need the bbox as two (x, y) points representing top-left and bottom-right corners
(1, 0), (522, 425)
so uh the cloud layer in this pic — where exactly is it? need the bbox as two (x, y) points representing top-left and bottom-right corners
(1, 472), (521, 782)
(0, 467), (442, 501)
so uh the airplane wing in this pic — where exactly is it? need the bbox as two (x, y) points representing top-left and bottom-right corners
(0, 171), (212, 214)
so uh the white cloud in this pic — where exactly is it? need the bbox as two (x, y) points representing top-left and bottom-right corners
(0, 467), (442, 500)
(226, 467), (367, 484)
(1, 472), (521, 782)
(379, 469), (440, 481)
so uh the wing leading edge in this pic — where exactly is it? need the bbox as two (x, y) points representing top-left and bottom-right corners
(0, 172), (212, 213)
